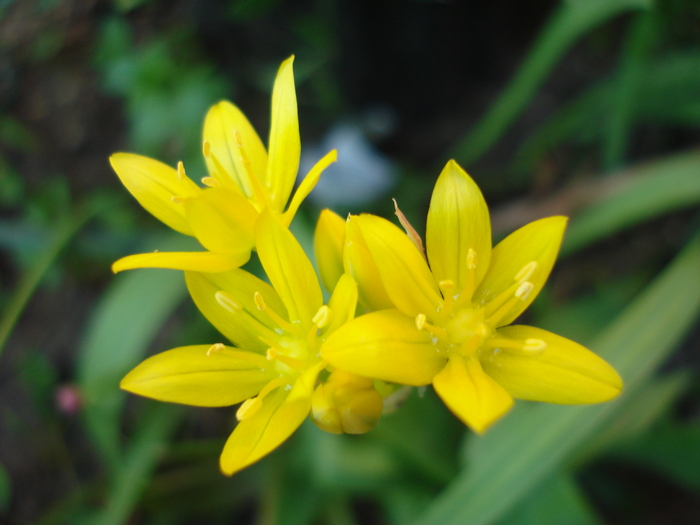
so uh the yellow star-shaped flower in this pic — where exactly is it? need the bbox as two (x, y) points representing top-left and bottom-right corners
(120, 210), (382, 475)
(322, 160), (623, 433)
(110, 56), (336, 273)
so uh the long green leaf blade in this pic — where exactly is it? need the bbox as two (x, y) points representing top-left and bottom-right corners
(452, 0), (650, 166)
(417, 231), (700, 525)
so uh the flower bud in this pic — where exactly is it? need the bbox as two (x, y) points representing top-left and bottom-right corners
(311, 370), (383, 434)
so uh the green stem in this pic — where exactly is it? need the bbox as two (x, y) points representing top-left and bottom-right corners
(603, 9), (656, 170)
(451, 0), (650, 167)
(0, 203), (99, 357)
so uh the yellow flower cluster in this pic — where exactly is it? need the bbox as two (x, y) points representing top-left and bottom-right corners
(113, 57), (623, 476)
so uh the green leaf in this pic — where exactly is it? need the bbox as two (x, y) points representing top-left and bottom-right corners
(417, 231), (700, 525)
(497, 473), (601, 525)
(562, 151), (700, 255)
(451, 0), (650, 166)
(83, 403), (183, 525)
(579, 371), (692, 462)
(614, 420), (700, 492)
(514, 52), (700, 176)
(77, 234), (192, 467)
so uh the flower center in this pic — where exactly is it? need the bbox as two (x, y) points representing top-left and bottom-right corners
(445, 307), (489, 346)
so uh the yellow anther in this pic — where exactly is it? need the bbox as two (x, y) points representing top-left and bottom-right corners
(215, 291), (243, 313)
(171, 196), (186, 204)
(253, 291), (265, 310)
(457, 248), (478, 304)
(201, 176), (219, 187)
(206, 343), (225, 356)
(439, 280), (456, 313)
(415, 313), (448, 340)
(523, 338), (547, 353)
(266, 348), (307, 371)
(467, 248), (477, 270)
(177, 161), (186, 181)
(515, 261), (538, 283)
(486, 337), (546, 356)
(203, 140), (238, 188)
(439, 280), (455, 293)
(236, 397), (262, 421)
(515, 281), (534, 301)
(312, 305), (332, 329)
(254, 292), (296, 334)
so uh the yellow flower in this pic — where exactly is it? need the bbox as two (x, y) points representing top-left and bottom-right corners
(322, 160), (623, 433)
(110, 56), (336, 273)
(120, 210), (381, 475)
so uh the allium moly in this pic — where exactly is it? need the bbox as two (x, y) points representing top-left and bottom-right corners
(120, 210), (382, 475)
(110, 56), (336, 274)
(322, 160), (623, 433)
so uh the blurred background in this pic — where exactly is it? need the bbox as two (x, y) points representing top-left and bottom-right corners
(1, 0), (700, 524)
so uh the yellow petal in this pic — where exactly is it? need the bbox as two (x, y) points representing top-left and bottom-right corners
(283, 149), (337, 224)
(426, 160), (492, 294)
(110, 153), (201, 235)
(343, 215), (394, 311)
(323, 273), (358, 336)
(219, 362), (322, 476)
(202, 100), (267, 198)
(322, 309), (443, 386)
(473, 216), (567, 327)
(481, 325), (623, 404)
(356, 214), (442, 318)
(112, 251), (248, 273)
(314, 209), (346, 293)
(255, 210), (323, 328)
(185, 270), (288, 352)
(433, 356), (513, 434)
(184, 188), (258, 254)
(120, 345), (273, 407)
(265, 56), (300, 212)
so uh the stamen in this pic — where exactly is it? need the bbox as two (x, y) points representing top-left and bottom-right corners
(202, 140), (236, 187)
(206, 343), (225, 356)
(523, 338), (547, 353)
(233, 130), (269, 207)
(515, 281), (534, 301)
(201, 176), (219, 187)
(462, 248), (478, 302)
(439, 280), (455, 313)
(266, 348), (307, 371)
(177, 161), (186, 181)
(486, 337), (547, 355)
(236, 397), (261, 420)
(312, 305), (332, 329)
(171, 196), (186, 204)
(237, 376), (288, 420)
(254, 292), (296, 334)
(483, 280), (520, 319)
(514, 261), (538, 283)
(216, 291), (242, 313)
(415, 313), (448, 340)
(307, 306), (333, 349)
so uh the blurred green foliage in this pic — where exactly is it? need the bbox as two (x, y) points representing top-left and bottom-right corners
(1, 0), (700, 524)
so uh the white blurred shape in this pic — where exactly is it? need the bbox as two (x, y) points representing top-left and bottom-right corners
(299, 122), (396, 207)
